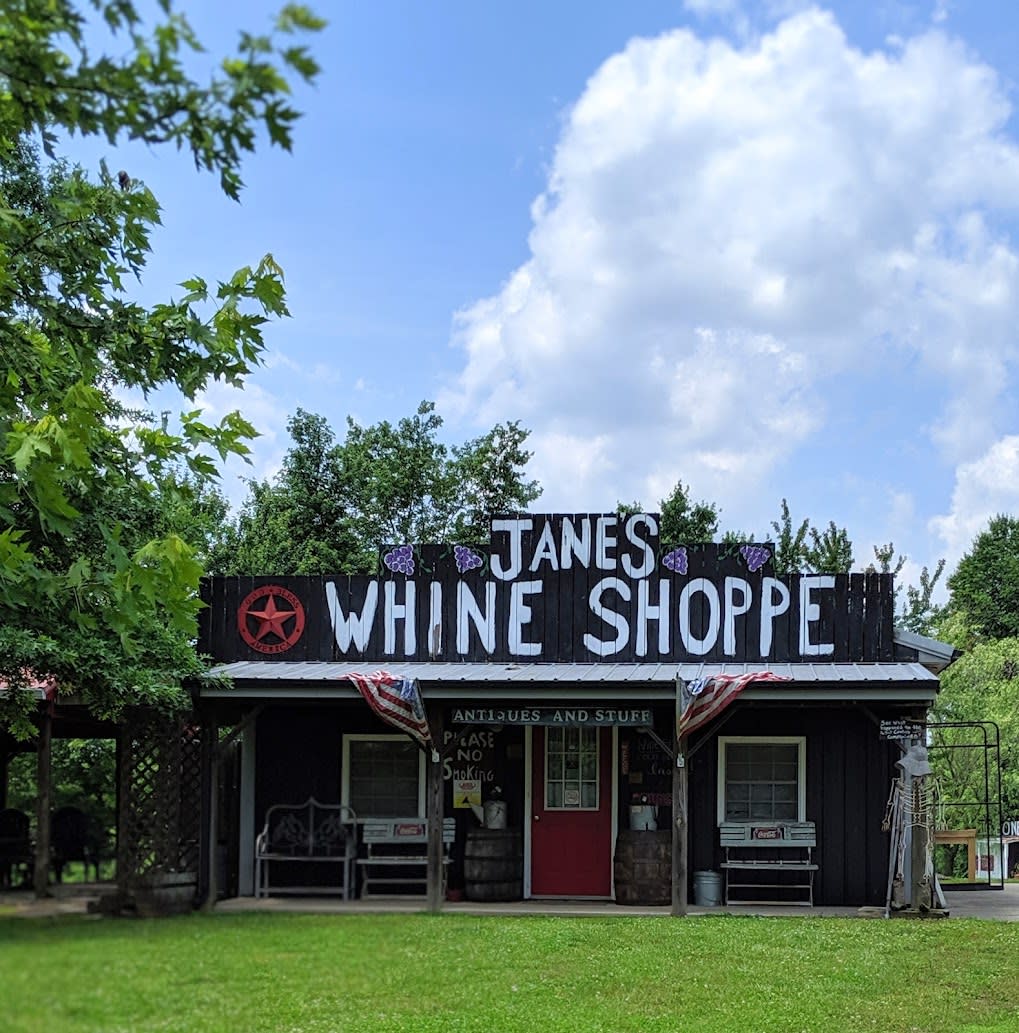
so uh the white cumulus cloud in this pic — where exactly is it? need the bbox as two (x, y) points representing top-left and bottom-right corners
(442, 8), (1019, 548)
(930, 436), (1019, 565)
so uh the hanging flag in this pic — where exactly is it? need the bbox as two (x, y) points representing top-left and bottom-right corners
(679, 672), (791, 738)
(347, 670), (433, 750)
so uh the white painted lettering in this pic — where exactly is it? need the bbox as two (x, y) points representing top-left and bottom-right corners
(560, 516), (592, 569)
(595, 515), (619, 570)
(509, 580), (543, 656)
(583, 576), (631, 657)
(760, 577), (791, 657)
(636, 578), (670, 656)
(622, 513), (657, 579)
(490, 517), (533, 581)
(724, 577), (752, 657)
(429, 581), (442, 657)
(326, 580), (378, 653)
(529, 521), (559, 572)
(456, 580), (497, 654)
(799, 575), (835, 656)
(384, 580), (416, 656)
(678, 578), (721, 656)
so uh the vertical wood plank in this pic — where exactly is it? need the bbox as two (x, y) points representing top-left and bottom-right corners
(847, 573), (864, 660)
(863, 573), (881, 661)
(833, 575), (849, 662)
(878, 573), (895, 661)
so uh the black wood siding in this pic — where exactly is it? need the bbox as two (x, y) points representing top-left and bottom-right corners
(688, 705), (900, 907)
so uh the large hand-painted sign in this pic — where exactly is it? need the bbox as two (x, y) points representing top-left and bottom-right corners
(201, 513), (895, 664)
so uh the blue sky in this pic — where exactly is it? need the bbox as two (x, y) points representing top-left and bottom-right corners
(96, 0), (1019, 591)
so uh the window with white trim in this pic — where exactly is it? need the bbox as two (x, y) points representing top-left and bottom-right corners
(342, 734), (425, 817)
(717, 736), (806, 824)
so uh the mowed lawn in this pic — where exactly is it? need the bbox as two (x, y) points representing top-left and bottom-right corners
(2, 912), (1019, 1033)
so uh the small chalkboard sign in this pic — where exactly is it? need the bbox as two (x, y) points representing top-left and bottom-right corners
(879, 719), (925, 741)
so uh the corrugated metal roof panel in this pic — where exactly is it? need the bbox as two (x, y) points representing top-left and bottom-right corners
(206, 660), (937, 684)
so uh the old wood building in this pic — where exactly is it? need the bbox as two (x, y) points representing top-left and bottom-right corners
(198, 513), (950, 908)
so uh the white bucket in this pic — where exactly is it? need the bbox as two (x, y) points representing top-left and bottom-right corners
(693, 870), (723, 906)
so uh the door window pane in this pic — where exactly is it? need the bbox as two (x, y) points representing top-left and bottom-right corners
(545, 728), (598, 810)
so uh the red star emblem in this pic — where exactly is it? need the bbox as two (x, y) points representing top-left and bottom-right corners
(247, 594), (296, 642)
(238, 585), (306, 654)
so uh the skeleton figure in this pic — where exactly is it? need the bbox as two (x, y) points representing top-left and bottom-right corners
(883, 744), (938, 914)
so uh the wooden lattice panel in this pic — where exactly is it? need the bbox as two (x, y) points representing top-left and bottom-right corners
(118, 709), (203, 889)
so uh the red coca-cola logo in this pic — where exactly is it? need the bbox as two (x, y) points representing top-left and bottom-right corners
(237, 585), (305, 654)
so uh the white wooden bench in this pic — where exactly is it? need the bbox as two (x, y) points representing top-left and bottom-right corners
(720, 821), (818, 906)
(357, 817), (456, 898)
(255, 798), (357, 899)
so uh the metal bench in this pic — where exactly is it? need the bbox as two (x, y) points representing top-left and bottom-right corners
(255, 798), (357, 899)
(357, 817), (455, 898)
(720, 821), (818, 906)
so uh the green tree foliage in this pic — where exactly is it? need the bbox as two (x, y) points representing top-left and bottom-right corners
(768, 498), (811, 573)
(659, 481), (719, 545)
(870, 543), (945, 636)
(7, 738), (116, 853)
(947, 515), (1019, 643)
(932, 636), (1019, 819)
(767, 500), (854, 574)
(803, 520), (854, 574)
(0, 1), (323, 736)
(619, 481), (719, 544)
(225, 402), (542, 575)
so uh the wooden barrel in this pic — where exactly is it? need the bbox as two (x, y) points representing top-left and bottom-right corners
(465, 828), (523, 901)
(614, 829), (671, 905)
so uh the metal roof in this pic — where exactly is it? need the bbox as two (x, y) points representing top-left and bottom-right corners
(203, 661), (938, 703)
(893, 628), (959, 671)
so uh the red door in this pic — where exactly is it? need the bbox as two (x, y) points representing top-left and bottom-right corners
(530, 726), (613, 896)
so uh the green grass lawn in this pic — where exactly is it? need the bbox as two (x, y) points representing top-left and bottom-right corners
(2, 912), (1019, 1032)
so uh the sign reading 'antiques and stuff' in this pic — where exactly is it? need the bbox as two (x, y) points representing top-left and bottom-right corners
(450, 707), (653, 727)
(204, 513), (897, 665)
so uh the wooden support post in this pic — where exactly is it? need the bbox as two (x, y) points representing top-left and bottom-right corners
(426, 706), (445, 913)
(672, 678), (688, 916)
(34, 708), (52, 898)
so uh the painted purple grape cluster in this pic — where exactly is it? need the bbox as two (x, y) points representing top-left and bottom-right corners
(662, 547), (688, 574)
(384, 544), (415, 575)
(454, 545), (483, 574)
(740, 545), (771, 572)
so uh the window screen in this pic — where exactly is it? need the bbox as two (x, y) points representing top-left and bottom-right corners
(723, 741), (800, 822)
(346, 738), (421, 817)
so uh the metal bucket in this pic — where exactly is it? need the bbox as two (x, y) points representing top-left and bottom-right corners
(693, 870), (723, 906)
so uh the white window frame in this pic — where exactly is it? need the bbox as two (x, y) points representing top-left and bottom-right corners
(341, 733), (426, 818)
(543, 726), (600, 812)
(716, 735), (806, 825)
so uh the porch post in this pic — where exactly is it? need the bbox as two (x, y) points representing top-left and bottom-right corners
(672, 678), (688, 916)
(33, 708), (52, 898)
(426, 705), (445, 913)
(201, 717), (219, 912)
